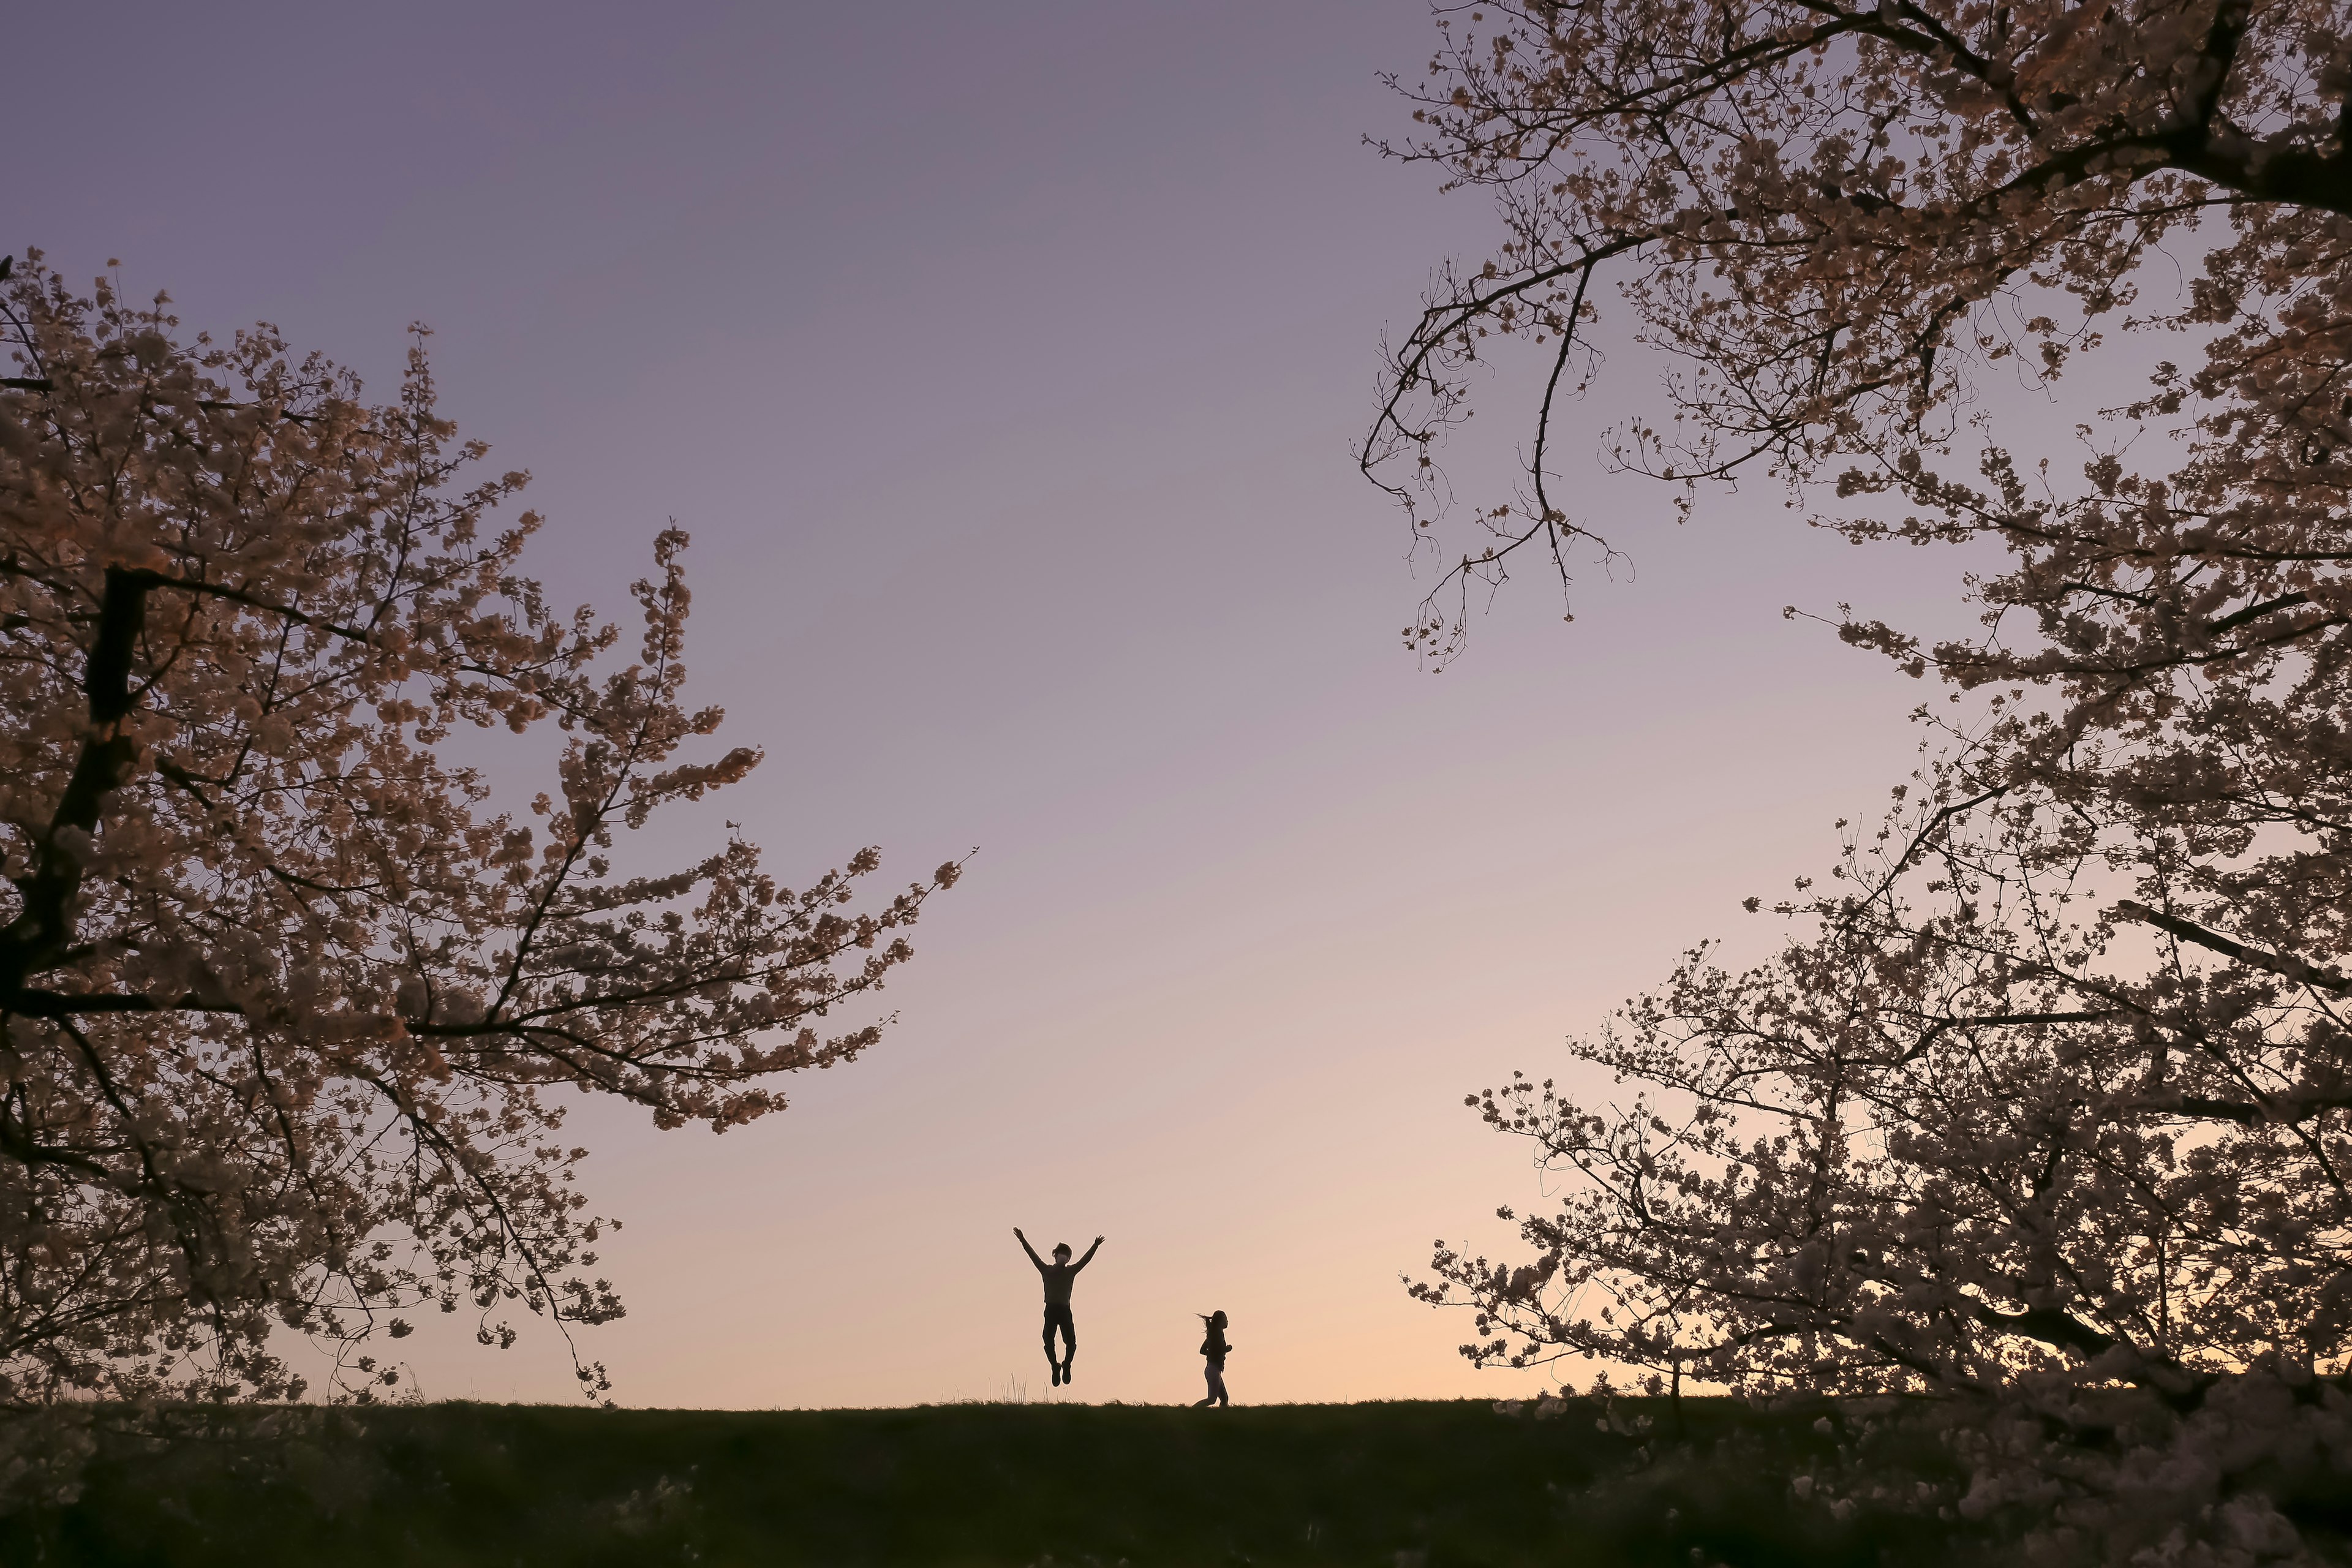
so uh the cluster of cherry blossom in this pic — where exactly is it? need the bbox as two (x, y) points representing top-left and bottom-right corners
(0, 255), (957, 1434)
(1371, 0), (2352, 1558)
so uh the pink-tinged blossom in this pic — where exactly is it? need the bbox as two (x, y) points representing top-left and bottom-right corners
(1379, 0), (2352, 1558)
(0, 257), (958, 1426)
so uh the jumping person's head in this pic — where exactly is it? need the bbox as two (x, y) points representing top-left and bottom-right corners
(1200, 1310), (1227, 1330)
(1053, 1242), (1073, 1262)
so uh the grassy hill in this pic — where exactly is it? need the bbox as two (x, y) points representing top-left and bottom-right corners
(1, 1397), (1976, 1567)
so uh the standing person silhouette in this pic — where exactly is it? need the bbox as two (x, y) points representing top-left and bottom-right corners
(1014, 1227), (1101, 1387)
(1195, 1310), (1233, 1407)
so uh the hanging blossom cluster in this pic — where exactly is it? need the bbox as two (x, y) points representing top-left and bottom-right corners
(1372, 0), (2352, 1559)
(0, 256), (959, 1414)
(1365, 0), (2351, 662)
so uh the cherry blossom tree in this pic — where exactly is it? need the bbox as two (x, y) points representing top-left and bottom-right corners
(1420, 758), (2352, 1558)
(0, 254), (958, 1419)
(1371, 0), (2352, 1556)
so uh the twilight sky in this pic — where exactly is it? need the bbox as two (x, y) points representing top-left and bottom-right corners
(15, 2), (1970, 1408)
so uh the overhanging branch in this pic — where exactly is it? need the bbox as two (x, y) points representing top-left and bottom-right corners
(2116, 900), (2352, 994)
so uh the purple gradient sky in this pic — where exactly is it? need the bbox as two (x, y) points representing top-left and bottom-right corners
(17, 2), (1967, 1408)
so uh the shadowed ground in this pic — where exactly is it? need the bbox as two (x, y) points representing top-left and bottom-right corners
(2, 1398), (1987, 1566)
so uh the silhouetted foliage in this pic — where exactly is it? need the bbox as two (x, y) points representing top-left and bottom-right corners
(1376, 0), (2352, 1558)
(0, 255), (957, 1438)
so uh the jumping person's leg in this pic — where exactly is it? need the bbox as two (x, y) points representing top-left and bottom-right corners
(1042, 1307), (1065, 1385)
(1208, 1362), (1228, 1406)
(1043, 1305), (1076, 1383)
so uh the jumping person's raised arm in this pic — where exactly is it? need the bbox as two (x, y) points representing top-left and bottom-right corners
(1014, 1226), (1046, 1270)
(1074, 1235), (1104, 1270)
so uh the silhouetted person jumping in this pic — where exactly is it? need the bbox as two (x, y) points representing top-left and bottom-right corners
(1195, 1310), (1232, 1407)
(1014, 1227), (1101, 1387)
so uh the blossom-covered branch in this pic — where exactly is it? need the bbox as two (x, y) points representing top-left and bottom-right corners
(0, 255), (959, 1412)
(1366, 0), (2352, 668)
